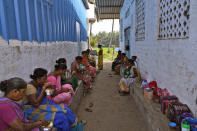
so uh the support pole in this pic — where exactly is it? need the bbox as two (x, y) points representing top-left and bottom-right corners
(89, 23), (93, 49)
(108, 19), (114, 53)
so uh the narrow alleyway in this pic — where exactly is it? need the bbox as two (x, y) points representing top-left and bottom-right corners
(77, 62), (148, 131)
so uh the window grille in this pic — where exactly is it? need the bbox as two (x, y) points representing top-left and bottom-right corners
(159, 0), (190, 39)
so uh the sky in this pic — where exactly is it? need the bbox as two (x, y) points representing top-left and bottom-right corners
(87, 4), (120, 35)
(92, 19), (120, 35)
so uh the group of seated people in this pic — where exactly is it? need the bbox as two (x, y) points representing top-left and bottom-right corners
(0, 49), (97, 131)
(112, 51), (141, 95)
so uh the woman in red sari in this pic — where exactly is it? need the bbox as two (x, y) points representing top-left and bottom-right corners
(82, 51), (96, 79)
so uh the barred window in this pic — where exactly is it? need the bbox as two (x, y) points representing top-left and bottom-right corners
(135, 0), (145, 41)
(159, 0), (190, 39)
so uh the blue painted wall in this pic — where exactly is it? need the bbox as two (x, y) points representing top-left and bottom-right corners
(0, 0), (87, 43)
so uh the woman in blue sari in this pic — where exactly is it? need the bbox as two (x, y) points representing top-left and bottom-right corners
(22, 68), (79, 131)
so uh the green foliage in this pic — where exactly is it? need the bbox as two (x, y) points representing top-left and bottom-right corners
(90, 36), (99, 47)
(92, 31), (119, 47)
(94, 47), (118, 61)
(90, 36), (95, 47)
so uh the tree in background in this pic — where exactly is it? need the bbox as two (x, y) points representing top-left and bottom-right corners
(91, 31), (119, 47)
(90, 36), (99, 47)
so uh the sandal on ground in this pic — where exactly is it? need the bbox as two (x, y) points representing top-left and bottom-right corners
(89, 102), (94, 108)
(120, 93), (130, 96)
(80, 120), (87, 125)
(85, 108), (93, 112)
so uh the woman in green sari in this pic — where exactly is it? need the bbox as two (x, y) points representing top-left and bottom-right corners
(56, 58), (78, 91)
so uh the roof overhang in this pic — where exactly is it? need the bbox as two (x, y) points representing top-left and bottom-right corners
(82, 0), (90, 9)
(88, 0), (95, 4)
(95, 0), (124, 20)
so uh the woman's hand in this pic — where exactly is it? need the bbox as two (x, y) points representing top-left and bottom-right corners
(63, 88), (69, 93)
(42, 82), (51, 91)
(38, 120), (49, 127)
(72, 71), (76, 75)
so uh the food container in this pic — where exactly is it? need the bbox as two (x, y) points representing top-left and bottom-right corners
(169, 122), (177, 130)
(45, 89), (53, 96)
(144, 88), (153, 100)
(40, 122), (53, 131)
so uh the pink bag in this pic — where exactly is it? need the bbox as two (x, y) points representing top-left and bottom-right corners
(159, 88), (170, 103)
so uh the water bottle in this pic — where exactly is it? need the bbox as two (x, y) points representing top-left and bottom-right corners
(182, 121), (190, 131)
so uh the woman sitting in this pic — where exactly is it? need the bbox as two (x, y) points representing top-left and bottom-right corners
(0, 77), (48, 131)
(112, 50), (122, 71)
(47, 64), (75, 106)
(71, 56), (91, 89)
(119, 59), (138, 95)
(56, 58), (78, 91)
(120, 53), (129, 76)
(82, 51), (96, 79)
(86, 49), (96, 67)
(22, 68), (78, 131)
(115, 53), (128, 75)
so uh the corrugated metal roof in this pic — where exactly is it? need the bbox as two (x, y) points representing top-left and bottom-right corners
(82, 0), (89, 9)
(95, 0), (124, 19)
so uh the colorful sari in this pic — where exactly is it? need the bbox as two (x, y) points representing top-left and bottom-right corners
(0, 98), (39, 131)
(71, 61), (91, 89)
(61, 75), (78, 92)
(88, 55), (96, 67)
(22, 86), (76, 131)
(47, 76), (75, 106)
(98, 48), (103, 70)
(119, 66), (138, 93)
(82, 56), (96, 78)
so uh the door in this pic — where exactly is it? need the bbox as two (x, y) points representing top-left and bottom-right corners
(124, 27), (131, 58)
(76, 21), (81, 55)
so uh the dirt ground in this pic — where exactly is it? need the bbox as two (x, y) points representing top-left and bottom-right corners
(77, 62), (148, 131)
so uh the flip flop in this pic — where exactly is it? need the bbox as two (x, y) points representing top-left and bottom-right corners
(80, 120), (87, 125)
(89, 102), (94, 108)
(85, 108), (93, 112)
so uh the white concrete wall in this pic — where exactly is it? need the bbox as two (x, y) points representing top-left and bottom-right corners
(0, 37), (87, 83)
(120, 0), (197, 113)
(120, 0), (135, 54)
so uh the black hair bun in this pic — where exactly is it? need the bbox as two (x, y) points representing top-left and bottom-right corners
(30, 74), (36, 80)
(0, 80), (8, 92)
(55, 64), (59, 69)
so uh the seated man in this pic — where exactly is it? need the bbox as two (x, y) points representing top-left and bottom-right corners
(0, 77), (48, 131)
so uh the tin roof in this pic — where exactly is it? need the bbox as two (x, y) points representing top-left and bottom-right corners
(82, 0), (90, 9)
(95, 0), (124, 19)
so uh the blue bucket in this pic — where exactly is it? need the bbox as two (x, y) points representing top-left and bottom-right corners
(184, 118), (197, 131)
